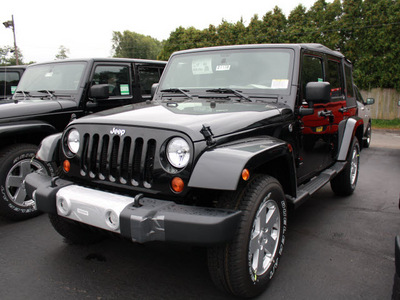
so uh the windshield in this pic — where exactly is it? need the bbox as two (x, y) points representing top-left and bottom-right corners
(16, 62), (87, 93)
(159, 48), (294, 95)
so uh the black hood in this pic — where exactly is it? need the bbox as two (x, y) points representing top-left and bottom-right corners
(0, 99), (77, 121)
(71, 102), (285, 142)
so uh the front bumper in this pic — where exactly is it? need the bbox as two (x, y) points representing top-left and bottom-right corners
(25, 173), (241, 245)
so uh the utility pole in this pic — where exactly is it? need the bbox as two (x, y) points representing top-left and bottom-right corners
(3, 15), (19, 65)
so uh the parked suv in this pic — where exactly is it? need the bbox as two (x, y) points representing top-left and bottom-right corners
(355, 85), (374, 147)
(0, 58), (166, 220)
(25, 44), (364, 297)
(0, 65), (26, 100)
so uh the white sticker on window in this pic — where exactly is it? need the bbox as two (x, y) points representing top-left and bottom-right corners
(216, 65), (231, 71)
(271, 79), (289, 89)
(192, 58), (213, 75)
(45, 72), (53, 77)
(120, 84), (130, 95)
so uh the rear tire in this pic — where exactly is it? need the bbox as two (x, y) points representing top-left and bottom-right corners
(331, 138), (360, 196)
(363, 123), (371, 148)
(207, 175), (287, 298)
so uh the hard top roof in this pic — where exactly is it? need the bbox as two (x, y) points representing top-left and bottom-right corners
(171, 43), (345, 59)
(28, 57), (166, 67)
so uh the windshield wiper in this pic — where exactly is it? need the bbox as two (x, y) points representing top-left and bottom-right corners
(14, 90), (30, 99)
(37, 90), (56, 99)
(206, 88), (252, 102)
(160, 88), (193, 99)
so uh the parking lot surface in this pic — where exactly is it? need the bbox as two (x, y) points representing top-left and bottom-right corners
(0, 130), (399, 299)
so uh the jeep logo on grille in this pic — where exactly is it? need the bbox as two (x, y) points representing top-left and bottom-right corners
(110, 127), (126, 136)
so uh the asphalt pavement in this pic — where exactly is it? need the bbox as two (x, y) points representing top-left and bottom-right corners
(0, 130), (399, 300)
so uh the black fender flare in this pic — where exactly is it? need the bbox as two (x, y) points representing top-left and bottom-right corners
(337, 116), (363, 161)
(0, 120), (57, 143)
(35, 132), (62, 162)
(188, 137), (296, 194)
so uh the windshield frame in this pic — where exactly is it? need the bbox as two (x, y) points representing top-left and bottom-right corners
(158, 47), (295, 99)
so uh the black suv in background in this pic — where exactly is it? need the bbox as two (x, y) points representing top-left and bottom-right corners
(26, 44), (364, 297)
(0, 58), (166, 220)
(0, 65), (26, 100)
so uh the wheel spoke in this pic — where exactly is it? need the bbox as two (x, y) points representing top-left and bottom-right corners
(7, 174), (23, 188)
(13, 186), (27, 205)
(20, 160), (33, 177)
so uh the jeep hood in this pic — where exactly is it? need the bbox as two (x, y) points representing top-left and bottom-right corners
(72, 102), (285, 141)
(0, 99), (77, 121)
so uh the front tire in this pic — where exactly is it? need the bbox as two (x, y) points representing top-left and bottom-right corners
(0, 144), (55, 220)
(207, 175), (287, 298)
(331, 138), (360, 196)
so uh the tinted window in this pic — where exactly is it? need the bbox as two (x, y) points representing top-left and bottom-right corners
(0, 71), (20, 96)
(327, 59), (343, 99)
(92, 65), (131, 97)
(344, 64), (354, 98)
(301, 55), (324, 99)
(138, 66), (161, 95)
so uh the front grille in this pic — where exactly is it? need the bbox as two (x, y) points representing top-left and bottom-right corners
(79, 133), (156, 187)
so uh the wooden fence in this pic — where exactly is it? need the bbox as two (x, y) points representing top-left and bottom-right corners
(360, 88), (400, 120)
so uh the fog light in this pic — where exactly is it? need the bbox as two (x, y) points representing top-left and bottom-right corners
(57, 196), (71, 216)
(105, 210), (119, 230)
(63, 160), (71, 173)
(171, 177), (184, 193)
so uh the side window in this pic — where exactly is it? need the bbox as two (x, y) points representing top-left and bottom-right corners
(137, 66), (162, 95)
(301, 55), (324, 100)
(92, 65), (131, 97)
(0, 71), (20, 96)
(327, 59), (344, 99)
(344, 64), (354, 98)
(354, 85), (364, 104)
(344, 63), (356, 107)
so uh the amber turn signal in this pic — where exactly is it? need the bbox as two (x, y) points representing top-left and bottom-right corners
(171, 177), (184, 193)
(242, 168), (250, 181)
(63, 160), (70, 173)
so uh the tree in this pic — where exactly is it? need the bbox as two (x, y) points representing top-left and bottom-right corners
(55, 45), (70, 60)
(112, 31), (162, 60)
(0, 45), (24, 65)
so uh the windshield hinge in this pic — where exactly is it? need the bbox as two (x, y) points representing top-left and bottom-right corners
(200, 124), (216, 146)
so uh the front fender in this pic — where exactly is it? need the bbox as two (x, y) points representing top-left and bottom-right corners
(36, 133), (62, 162)
(188, 137), (289, 191)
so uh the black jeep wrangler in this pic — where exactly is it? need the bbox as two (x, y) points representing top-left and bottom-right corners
(0, 58), (166, 220)
(25, 44), (364, 298)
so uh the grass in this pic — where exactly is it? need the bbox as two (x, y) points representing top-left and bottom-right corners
(372, 119), (400, 130)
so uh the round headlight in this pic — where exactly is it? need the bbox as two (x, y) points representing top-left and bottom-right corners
(67, 129), (80, 154)
(166, 137), (190, 169)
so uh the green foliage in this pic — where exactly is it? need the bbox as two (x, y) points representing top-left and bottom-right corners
(157, 0), (400, 90)
(112, 31), (162, 60)
(55, 45), (69, 60)
(0, 45), (24, 65)
(372, 119), (400, 129)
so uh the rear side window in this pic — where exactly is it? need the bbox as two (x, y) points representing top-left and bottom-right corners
(327, 59), (344, 99)
(92, 65), (131, 97)
(344, 64), (354, 98)
(137, 66), (162, 95)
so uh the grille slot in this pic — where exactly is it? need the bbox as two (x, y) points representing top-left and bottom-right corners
(79, 134), (156, 188)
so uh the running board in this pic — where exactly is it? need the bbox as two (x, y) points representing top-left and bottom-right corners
(287, 161), (346, 208)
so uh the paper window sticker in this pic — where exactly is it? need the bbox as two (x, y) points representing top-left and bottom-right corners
(45, 72), (53, 77)
(192, 58), (213, 75)
(11, 86), (17, 94)
(318, 78), (323, 82)
(271, 79), (289, 89)
(120, 84), (130, 95)
(216, 65), (231, 71)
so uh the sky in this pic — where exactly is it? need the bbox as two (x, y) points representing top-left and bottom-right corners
(1, 0), (320, 63)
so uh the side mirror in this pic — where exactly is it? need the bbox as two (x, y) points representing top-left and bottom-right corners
(90, 84), (109, 99)
(305, 82), (331, 106)
(398, 100), (400, 106)
(366, 98), (375, 105)
(151, 83), (159, 99)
